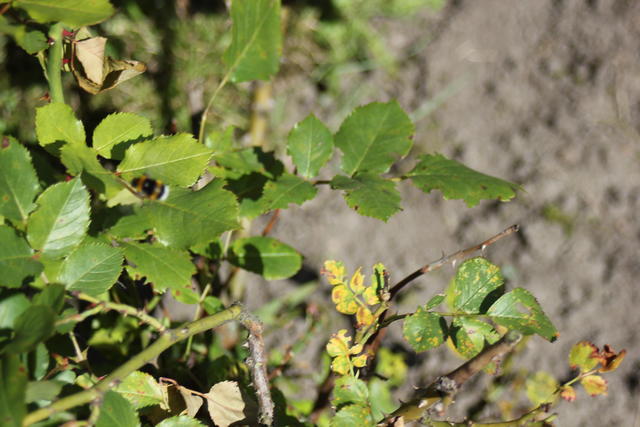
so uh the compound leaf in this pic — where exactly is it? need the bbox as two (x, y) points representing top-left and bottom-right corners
(35, 103), (85, 147)
(59, 243), (123, 296)
(0, 226), (42, 288)
(93, 113), (153, 159)
(118, 134), (213, 187)
(27, 178), (90, 258)
(0, 136), (40, 223)
(331, 173), (401, 221)
(224, 0), (281, 82)
(287, 114), (333, 178)
(228, 236), (301, 280)
(408, 153), (520, 207)
(335, 101), (414, 176)
(487, 288), (558, 342)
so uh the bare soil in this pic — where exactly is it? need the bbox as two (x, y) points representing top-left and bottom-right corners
(255, 1), (640, 425)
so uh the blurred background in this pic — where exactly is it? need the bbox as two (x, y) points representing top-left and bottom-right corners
(1, 0), (638, 425)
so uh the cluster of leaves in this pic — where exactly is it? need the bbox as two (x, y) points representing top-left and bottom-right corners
(0, 0), (626, 426)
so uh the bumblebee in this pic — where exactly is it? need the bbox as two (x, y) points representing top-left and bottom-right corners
(130, 176), (169, 201)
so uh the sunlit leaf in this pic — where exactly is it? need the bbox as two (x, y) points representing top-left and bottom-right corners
(115, 371), (164, 409)
(335, 101), (414, 176)
(59, 243), (123, 296)
(322, 260), (346, 285)
(27, 178), (90, 258)
(569, 341), (599, 373)
(224, 0), (281, 82)
(118, 134), (212, 187)
(14, 0), (115, 27)
(93, 113), (153, 159)
(448, 257), (504, 314)
(332, 404), (375, 427)
(331, 173), (401, 221)
(35, 103), (85, 148)
(487, 288), (558, 342)
(408, 153), (521, 207)
(60, 144), (122, 198)
(287, 114), (333, 178)
(0, 294), (30, 328)
(156, 416), (205, 427)
(0, 136), (40, 223)
(402, 306), (445, 352)
(259, 173), (317, 212)
(331, 284), (358, 315)
(449, 317), (499, 359)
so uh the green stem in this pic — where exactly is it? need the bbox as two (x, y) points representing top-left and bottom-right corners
(197, 71), (232, 144)
(76, 292), (166, 333)
(47, 23), (65, 104)
(22, 304), (243, 426)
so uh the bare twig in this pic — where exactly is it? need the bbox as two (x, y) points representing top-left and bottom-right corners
(261, 209), (281, 236)
(240, 312), (274, 426)
(389, 224), (519, 299)
(382, 330), (523, 424)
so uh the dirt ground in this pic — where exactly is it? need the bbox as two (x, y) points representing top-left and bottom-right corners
(250, 0), (640, 425)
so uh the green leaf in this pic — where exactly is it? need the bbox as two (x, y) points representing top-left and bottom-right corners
(332, 404), (375, 427)
(0, 294), (30, 328)
(118, 133), (213, 187)
(0, 354), (27, 427)
(122, 242), (195, 292)
(0, 17), (48, 54)
(569, 341), (599, 372)
(212, 147), (283, 180)
(228, 236), (301, 280)
(447, 257), (504, 314)
(408, 153), (521, 207)
(449, 317), (500, 359)
(526, 371), (558, 406)
(14, 0), (115, 28)
(35, 103), (85, 147)
(156, 416), (205, 427)
(60, 144), (123, 198)
(425, 294), (445, 310)
(335, 101), (414, 176)
(115, 371), (164, 409)
(402, 306), (445, 352)
(59, 243), (123, 296)
(33, 283), (66, 314)
(487, 288), (558, 341)
(259, 173), (317, 212)
(25, 379), (63, 403)
(287, 114), (334, 178)
(93, 113), (153, 160)
(332, 376), (369, 408)
(224, 0), (281, 82)
(106, 212), (152, 240)
(0, 226), (43, 288)
(27, 177), (90, 258)
(3, 305), (55, 354)
(141, 181), (238, 248)
(331, 174), (401, 221)
(368, 378), (398, 422)
(0, 136), (40, 222)
(96, 390), (141, 427)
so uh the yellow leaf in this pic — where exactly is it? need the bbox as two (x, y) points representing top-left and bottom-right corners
(560, 385), (576, 402)
(322, 260), (346, 285)
(331, 355), (351, 375)
(356, 306), (375, 328)
(352, 354), (367, 368)
(326, 329), (351, 357)
(332, 285), (358, 314)
(350, 267), (365, 293)
(362, 287), (380, 305)
(581, 375), (607, 396)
